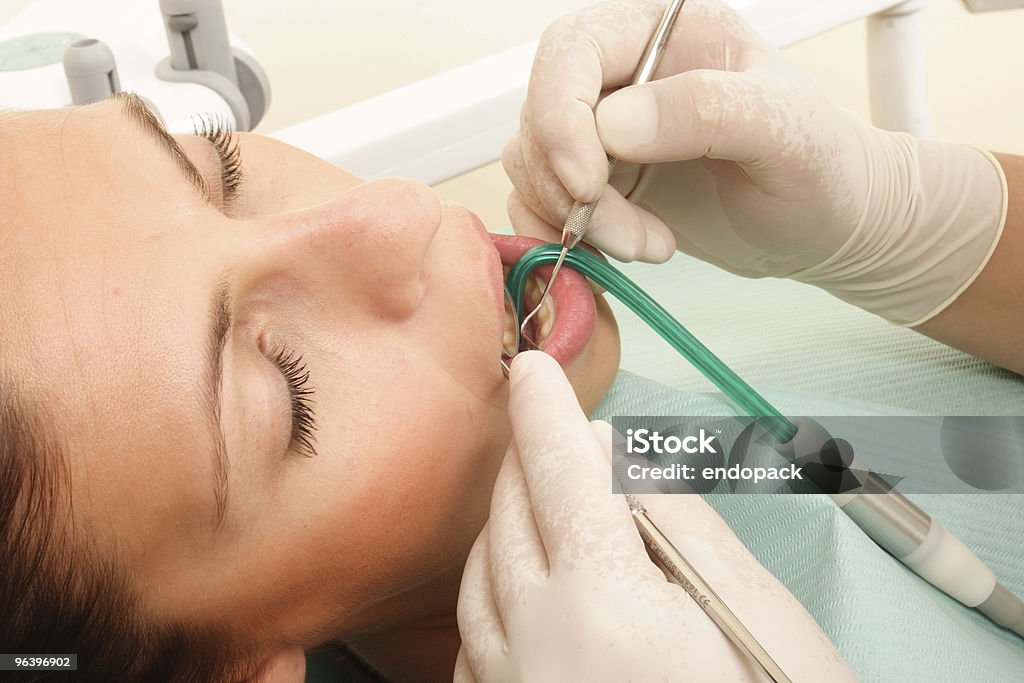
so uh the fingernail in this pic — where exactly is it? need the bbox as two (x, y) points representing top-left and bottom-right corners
(547, 149), (595, 202)
(644, 225), (677, 263)
(594, 220), (645, 262)
(509, 350), (548, 384)
(597, 87), (659, 154)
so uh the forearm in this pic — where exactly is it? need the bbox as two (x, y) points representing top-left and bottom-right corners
(914, 152), (1024, 375)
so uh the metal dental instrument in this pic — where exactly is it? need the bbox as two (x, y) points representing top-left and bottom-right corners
(625, 492), (792, 683)
(519, 0), (687, 350)
(501, 285), (519, 378)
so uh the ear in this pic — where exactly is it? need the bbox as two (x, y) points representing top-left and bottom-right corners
(245, 645), (306, 683)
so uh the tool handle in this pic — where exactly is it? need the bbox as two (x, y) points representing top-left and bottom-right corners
(626, 495), (792, 683)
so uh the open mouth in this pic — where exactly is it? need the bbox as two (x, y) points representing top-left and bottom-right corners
(490, 234), (597, 366)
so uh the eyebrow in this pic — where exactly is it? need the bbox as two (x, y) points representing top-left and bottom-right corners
(112, 92), (212, 204)
(109, 93), (231, 528)
(201, 278), (233, 531)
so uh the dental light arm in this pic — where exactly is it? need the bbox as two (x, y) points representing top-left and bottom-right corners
(4, 1), (1023, 178)
(270, 0), (940, 184)
(962, 0), (1024, 11)
(0, 0), (269, 132)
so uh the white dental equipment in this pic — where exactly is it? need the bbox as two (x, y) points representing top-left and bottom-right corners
(0, 0), (974, 178)
(3, 0), (1014, 176)
(0, 0), (269, 132)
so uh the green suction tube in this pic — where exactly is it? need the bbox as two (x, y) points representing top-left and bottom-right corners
(507, 245), (798, 444)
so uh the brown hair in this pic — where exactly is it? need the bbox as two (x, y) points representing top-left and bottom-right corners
(0, 377), (257, 682)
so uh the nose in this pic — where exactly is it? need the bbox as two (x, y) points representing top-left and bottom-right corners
(241, 179), (442, 320)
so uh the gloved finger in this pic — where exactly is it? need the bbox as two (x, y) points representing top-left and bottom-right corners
(456, 524), (510, 682)
(631, 492), (855, 681)
(596, 69), (781, 166)
(525, 0), (672, 202)
(589, 419), (673, 584)
(577, 182), (677, 263)
(521, 119), (677, 263)
(650, 0), (771, 75)
(518, 115), (582, 228)
(486, 443), (550, 629)
(507, 191), (562, 245)
(507, 125), (676, 263)
(249, 646), (306, 683)
(636, 491), (805, 600)
(452, 648), (477, 683)
(507, 351), (647, 572)
(524, 0), (769, 203)
(507, 170), (676, 265)
(502, 130), (563, 229)
(633, 493), (755, 580)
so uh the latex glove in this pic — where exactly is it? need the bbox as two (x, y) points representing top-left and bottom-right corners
(454, 351), (856, 683)
(504, 0), (1007, 325)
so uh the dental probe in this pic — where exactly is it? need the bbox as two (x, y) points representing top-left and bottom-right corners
(519, 0), (688, 349)
(624, 492), (792, 683)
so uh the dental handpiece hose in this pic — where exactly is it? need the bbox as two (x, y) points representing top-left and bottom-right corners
(520, 0), (687, 345)
(508, 244), (1024, 640)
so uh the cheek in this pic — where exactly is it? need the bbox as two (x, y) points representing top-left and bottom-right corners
(296, 348), (509, 599)
(314, 340), (508, 500)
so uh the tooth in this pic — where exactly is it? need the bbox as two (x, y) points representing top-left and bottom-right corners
(527, 279), (541, 307)
(503, 328), (515, 351)
(535, 296), (555, 342)
(539, 316), (553, 340)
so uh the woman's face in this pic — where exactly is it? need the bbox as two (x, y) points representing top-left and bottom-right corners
(0, 96), (619, 651)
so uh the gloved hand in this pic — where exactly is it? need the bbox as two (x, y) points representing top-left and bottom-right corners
(454, 351), (856, 683)
(504, 0), (1007, 325)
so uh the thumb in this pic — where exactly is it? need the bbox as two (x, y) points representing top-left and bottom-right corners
(596, 69), (778, 166)
(453, 647), (479, 683)
(246, 646), (306, 683)
(507, 351), (586, 444)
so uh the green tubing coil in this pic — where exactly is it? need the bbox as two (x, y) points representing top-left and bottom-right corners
(506, 245), (798, 444)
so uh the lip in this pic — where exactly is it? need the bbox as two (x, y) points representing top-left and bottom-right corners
(457, 209), (507, 347)
(488, 233), (597, 366)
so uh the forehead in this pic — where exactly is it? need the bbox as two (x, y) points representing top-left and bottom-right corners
(0, 103), (208, 435)
(0, 109), (63, 246)
(2, 106), (133, 354)
(1, 104), (148, 268)
(0, 103), (223, 554)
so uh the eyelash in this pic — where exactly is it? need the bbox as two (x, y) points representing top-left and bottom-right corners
(194, 116), (244, 208)
(270, 347), (318, 458)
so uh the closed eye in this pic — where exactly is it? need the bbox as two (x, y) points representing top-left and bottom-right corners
(193, 115), (245, 213)
(269, 346), (318, 458)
